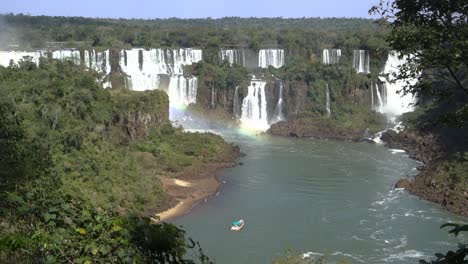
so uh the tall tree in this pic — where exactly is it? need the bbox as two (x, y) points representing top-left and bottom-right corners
(370, 0), (468, 101)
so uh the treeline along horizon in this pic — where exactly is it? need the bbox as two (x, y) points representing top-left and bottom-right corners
(0, 14), (388, 60)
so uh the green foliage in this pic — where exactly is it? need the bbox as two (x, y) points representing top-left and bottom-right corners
(419, 223), (468, 264)
(134, 127), (236, 174)
(0, 58), (229, 262)
(0, 179), (210, 263)
(370, 0), (468, 104)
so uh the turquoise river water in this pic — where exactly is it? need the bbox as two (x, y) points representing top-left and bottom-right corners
(172, 129), (466, 263)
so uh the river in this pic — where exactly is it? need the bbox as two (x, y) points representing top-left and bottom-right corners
(173, 129), (466, 263)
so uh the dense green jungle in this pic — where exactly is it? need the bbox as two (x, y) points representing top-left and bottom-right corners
(0, 1), (467, 262)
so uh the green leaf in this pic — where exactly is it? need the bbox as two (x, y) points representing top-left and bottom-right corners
(61, 202), (70, 210)
(91, 246), (99, 255)
(111, 225), (122, 232)
(48, 206), (59, 213)
(117, 249), (126, 259)
(99, 245), (109, 255)
(77, 228), (87, 235)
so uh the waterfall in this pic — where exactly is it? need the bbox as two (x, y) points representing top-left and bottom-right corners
(168, 75), (197, 107)
(322, 49), (330, 65)
(377, 52), (417, 116)
(119, 48), (202, 91)
(172, 48), (203, 75)
(167, 75), (197, 120)
(220, 49), (245, 66)
(233, 86), (240, 117)
(322, 49), (341, 65)
(119, 49), (161, 91)
(371, 81), (375, 110)
(326, 83), (331, 117)
(211, 85), (215, 108)
(375, 84), (384, 113)
(240, 79), (269, 131)
(272, 81), (285, 123)
(52, 50), (81, 65)
(0, 50), (46, 66)
(258, 49), (284, 68)
(84, 50), (112, 88)
(353, 50), (370, 73)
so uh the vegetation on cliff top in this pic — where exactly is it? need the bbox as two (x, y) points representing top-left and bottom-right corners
(0, 58), (236, 263)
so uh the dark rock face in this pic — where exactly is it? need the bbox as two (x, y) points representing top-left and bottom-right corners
(381, 130), (436, 164)
(395, 179), (412, 189)
(268, 119), (368, 141)
(381, 129), (468, 216)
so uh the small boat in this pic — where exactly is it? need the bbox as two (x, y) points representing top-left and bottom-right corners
(230, 219), (245, 231)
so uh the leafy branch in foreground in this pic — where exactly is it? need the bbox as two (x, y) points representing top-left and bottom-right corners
(419, 223), (468, 264)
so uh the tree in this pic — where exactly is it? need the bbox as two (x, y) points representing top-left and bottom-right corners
(370, 0), (468, 101)
(419, 223), (468, 264)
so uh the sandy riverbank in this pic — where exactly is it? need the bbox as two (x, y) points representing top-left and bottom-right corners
(153, 161), (237, 222)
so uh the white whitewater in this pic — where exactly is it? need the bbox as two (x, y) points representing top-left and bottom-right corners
(377, 52), (417, 116)
(0, 50), (46, 66)
(220, 49), (245, 66)
(0, 49), (111, 87)
(52, 50), (81, 65)
(272, 81), (285, 123)
(240, 79), (269, 131)
(172, 48), (202, 75)
(353, 50), (370, 73)
(258, 49), (284, 68)
(84, 50), (112, 88)
(119, 49), (161, 91)
(211, 86), (215, 108)
(375, 83), (384, 113)
(168, 75), (197, 108)
(322, 49), (341, 65)
(326, 83), (331, 117)
(119, 48), (202, 91)
(84, 50), (111, 74)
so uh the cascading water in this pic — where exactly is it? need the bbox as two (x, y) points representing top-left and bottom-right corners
(119, 49), (161, 91)
(168, 75), (198, 120)
(258, 49), (284, 68)
(172, 48), (203, 75)
(353, 50), (370, 73)
(119, 48), (202, 91)
(240, 79), (269, 131)
(377, 52), (417, 116)
(272, 81), (285, 123)
(375, 83), (384, 113)
(326, 83), (331, 117)
(322, 49), (341, 65)
(52, 50), (81, 65)
(0, 49), (111, 87)
(220, 49), (245, 66)
(118, 48), (202, 120)
(0, 50), (46, 66)
(84, 50), (112, 88)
